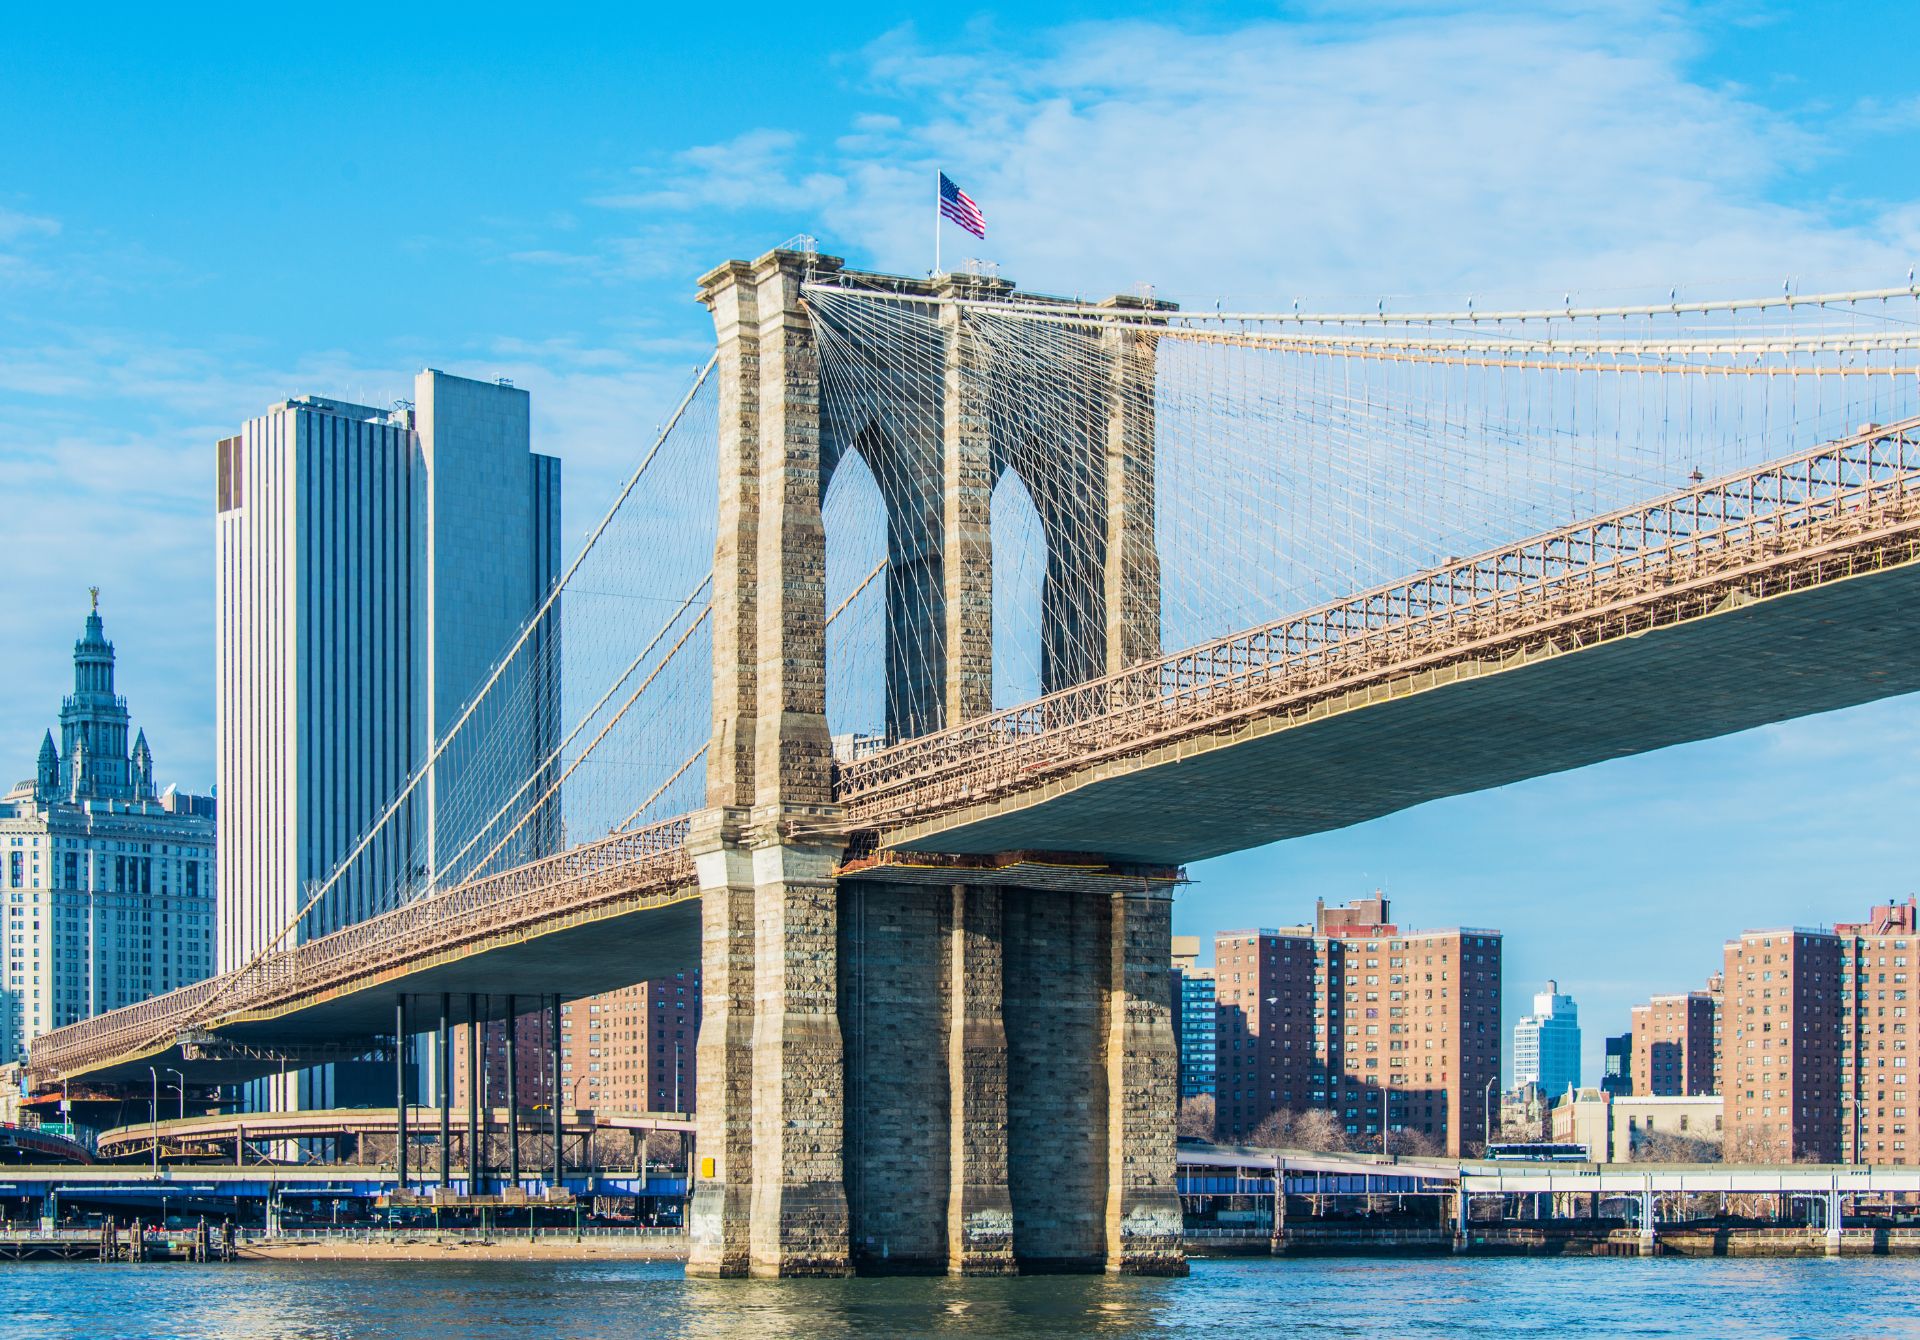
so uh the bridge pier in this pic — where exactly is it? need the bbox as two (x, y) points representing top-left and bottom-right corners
(690, 850), (1182, 1278)
(745, 839), (852, 1277)
(685, 246), (1180, 1278)
(504, 994), (520, 1189)
(943, 883), (1016, 1275)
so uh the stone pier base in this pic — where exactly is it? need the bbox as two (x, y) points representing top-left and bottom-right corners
(691, 847), (1185, 1277)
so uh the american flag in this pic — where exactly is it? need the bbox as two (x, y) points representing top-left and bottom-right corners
(939, 173), (986, 239)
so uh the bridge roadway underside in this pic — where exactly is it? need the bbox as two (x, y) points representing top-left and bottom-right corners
(887, 557), (1920, 865)
(79, 896), (700, 1085)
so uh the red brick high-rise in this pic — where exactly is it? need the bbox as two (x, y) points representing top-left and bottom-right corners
(1720, 899), (1920, 1165)
(559, 970), (701, 1113)
(1213, 896), (1501, 1156)
(1722, 928), (1842, 1161)
(1630, 992), (1717, 1096)
(1837, 898), (1920, 1164)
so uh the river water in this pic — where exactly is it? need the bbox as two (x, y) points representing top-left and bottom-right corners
(4, 1256), (1919, 1339)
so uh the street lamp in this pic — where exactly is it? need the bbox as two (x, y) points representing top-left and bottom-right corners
(147, 1066), (159, 1172)
(1483, 1077), (1499, 1153)
(166, 1068), (186, 1121)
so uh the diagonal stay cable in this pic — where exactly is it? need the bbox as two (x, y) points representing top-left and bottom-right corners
(434, 572), (714, 888)
(184, 354), (718, 1032)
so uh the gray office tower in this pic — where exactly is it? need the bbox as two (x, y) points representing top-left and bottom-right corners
(216, 371), (561, 1108)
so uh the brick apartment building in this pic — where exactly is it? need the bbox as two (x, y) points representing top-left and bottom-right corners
(446, 971), (702, 1115)
(1213, 895), (1501, 1155)
(1722, 926), (1844, 1161)
(1630, 991), (1718, 1096)
(1836, 899), (1920, 1163)
(560, 970), (701, 1113)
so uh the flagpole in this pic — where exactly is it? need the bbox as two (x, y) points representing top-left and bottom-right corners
(934, 169), (942, 278)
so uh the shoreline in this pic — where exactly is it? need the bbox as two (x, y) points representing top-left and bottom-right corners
(241, 1235), (689, 1263)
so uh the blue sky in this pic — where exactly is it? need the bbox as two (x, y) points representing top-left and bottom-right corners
(5, 0), (1920, 1077)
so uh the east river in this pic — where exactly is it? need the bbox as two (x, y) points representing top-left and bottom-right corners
(5, 1256), (1920, 1338)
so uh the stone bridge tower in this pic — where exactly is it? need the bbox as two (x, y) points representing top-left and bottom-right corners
(685, 247), (1184, 1278)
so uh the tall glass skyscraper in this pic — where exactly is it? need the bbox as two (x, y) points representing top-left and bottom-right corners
(1170, 936), (1216, 1101)
(215, 371), (560, 1108)
(1512, 979), (1581, 1098)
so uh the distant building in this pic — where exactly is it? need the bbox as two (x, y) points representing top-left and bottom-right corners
(1836, 899), (1920, 1164)
(1601, 1031), (1633, 1097)
(0, 597), (215, 1063)
(216, 373), (561, 1109)
(1706, 971), (1725, 1095)
(1630, 992), (1717, 1096)
(1550, 1088), (1723, 1162)
(1213, 895), (1502, 1156)
(1722, 927), (1842, 1162)
(1498, 1081), (1553, 1143)
(557, 972), (701, 1113)
(1720, 900), (1920, 1165)
(1170, 936), (1216, 1101)
(1513, 980), (1581, 1098)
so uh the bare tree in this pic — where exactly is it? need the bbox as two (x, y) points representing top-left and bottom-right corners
(644, 1129), (685, 1170)
(1722, 1123), (1790, 1165)
(1248, 1107), (1354, 1153)
(1177, 1094), (1216, 1141)
(1384, 1128), (1444, 1158)
(1632, 1130), (1722, 1164)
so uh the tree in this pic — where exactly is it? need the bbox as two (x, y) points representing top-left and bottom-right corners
(1384, 1128), (1444, 1158)
(1632, 1129), (1722, 1164)
(1722, 1122), (1790, 1165)
(1177, 1094), (1216, 1140)
(1247, 1106), (1354, 1153)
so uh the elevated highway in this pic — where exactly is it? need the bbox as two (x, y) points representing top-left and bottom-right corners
(91, 1107), (694, 1161)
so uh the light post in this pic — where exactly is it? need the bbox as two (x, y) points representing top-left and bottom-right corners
(167, 1067), (186, 1121)
(147, 1066), (159, 1172)
(1482, 1077), (1498, 1153)
(568, 1076), (591, 1174)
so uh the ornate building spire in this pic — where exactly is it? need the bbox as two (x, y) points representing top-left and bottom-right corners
(58, 591), (134, 801)
(131, 728), (154, 801)
(35, 731), (59, 803)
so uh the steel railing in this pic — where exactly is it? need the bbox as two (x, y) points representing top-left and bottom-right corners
(840, 418), (1920, 829)
(29, 816), (694, 1086)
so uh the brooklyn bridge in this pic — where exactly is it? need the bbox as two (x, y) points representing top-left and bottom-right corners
(26, 245), (1920, 1277)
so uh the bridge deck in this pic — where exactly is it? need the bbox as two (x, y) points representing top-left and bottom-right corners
(30, 422), (1920, 1091)
(878, 541), (1920, 864)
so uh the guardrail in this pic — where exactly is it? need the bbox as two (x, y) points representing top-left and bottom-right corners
(29, 816), (695, 1086)
(840, 417), (1920, 829)
(254, 1226), (686, 1242)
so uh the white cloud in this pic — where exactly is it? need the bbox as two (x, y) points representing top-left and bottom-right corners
(0, 207), (59, 245)
(591, 128), (847, 214)
(610, 8), (1919, 309)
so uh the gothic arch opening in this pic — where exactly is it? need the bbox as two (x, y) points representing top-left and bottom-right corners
(990, 468), (1046, 710)
(822, 446), (889, 751)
